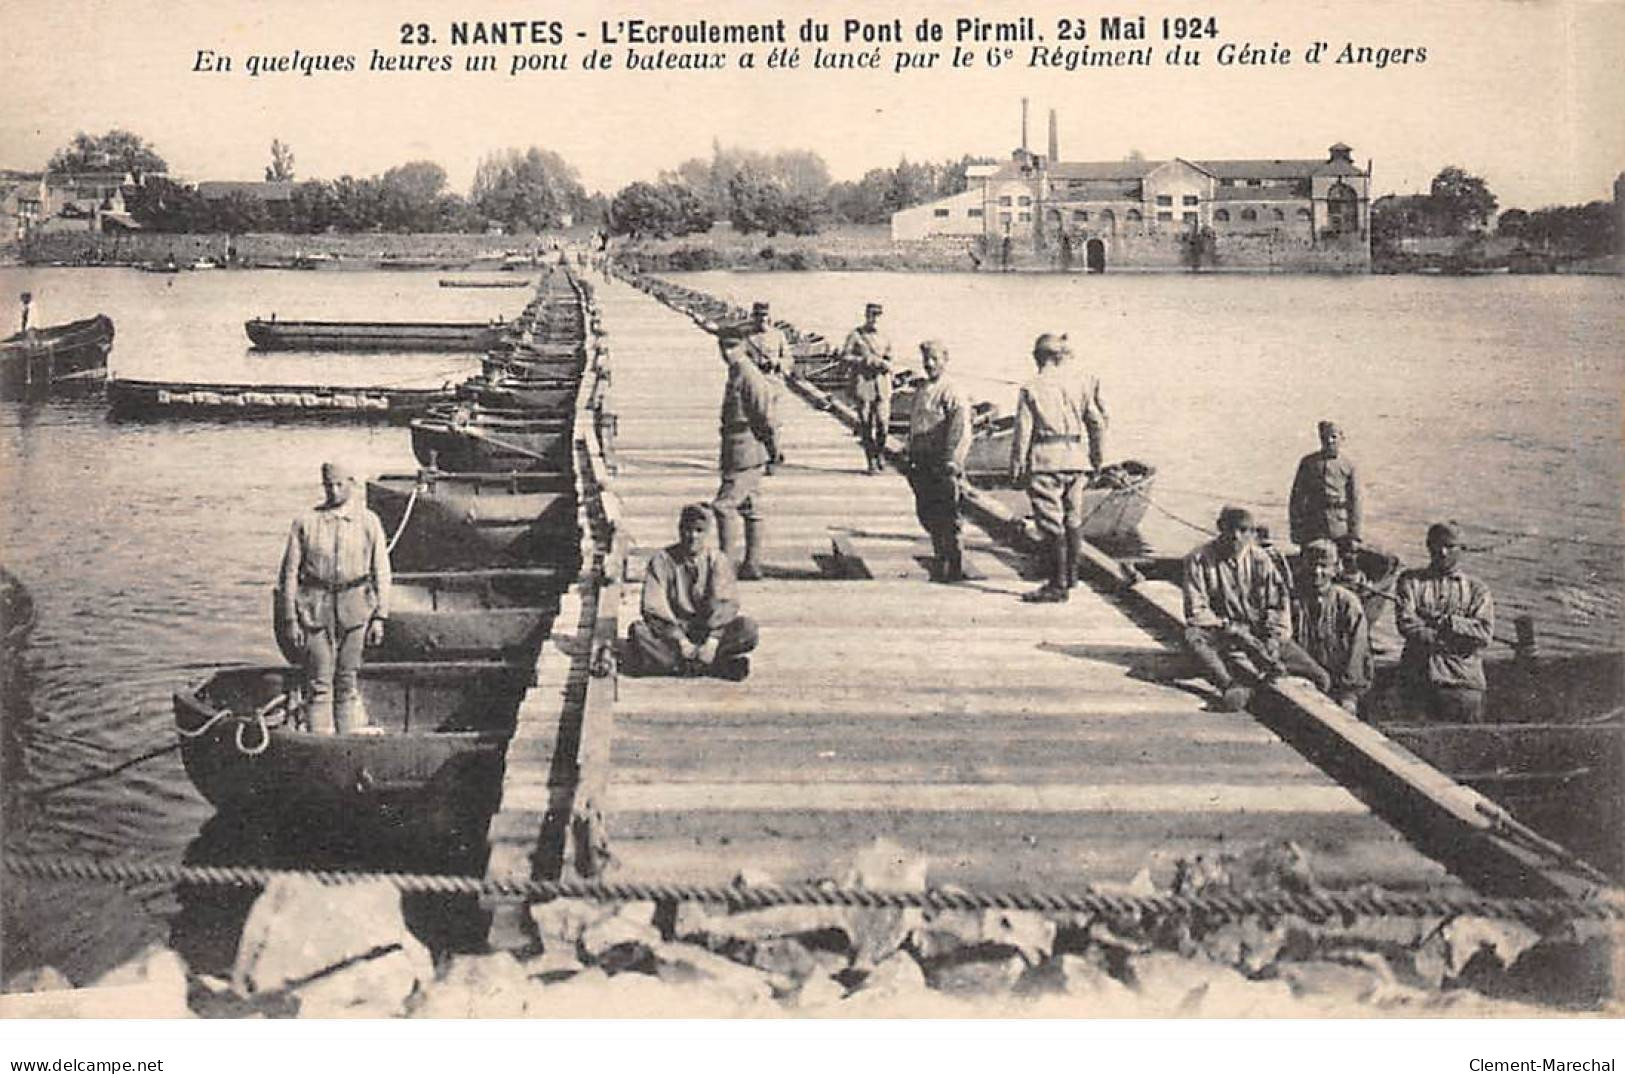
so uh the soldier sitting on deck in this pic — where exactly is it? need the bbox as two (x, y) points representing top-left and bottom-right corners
(1182, 506), (1330, 711)
(626, 504), (759, 681)
(1291, 539), (1374, 714)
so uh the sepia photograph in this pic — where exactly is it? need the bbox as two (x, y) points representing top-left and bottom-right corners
(1, 0), (1622, 1059)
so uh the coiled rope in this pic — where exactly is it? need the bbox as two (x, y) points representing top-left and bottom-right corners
(4, 855), (1621, 926)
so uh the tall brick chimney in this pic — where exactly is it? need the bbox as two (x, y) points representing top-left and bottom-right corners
(1048, 109), (1059, 164)
(1021, 97), (1029, 152)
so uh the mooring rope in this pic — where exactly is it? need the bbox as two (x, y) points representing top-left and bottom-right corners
(4, 854), (1619, 925)
(384, 482), (421, 555)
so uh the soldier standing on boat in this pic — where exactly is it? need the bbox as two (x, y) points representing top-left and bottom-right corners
(626, 503), (758, 680)
(1182, 507), (1328, 711)
(712, 322), (784, 581)
(277, 462), (393, 734)
(1291, 539), (1373, 713)
(1009, 333), (1107, 603)
(843, 302), (894, 473)
(1289, 420), (1362, 553)
(904, 340), (979, 583)
(1394, 522), (1495, 722)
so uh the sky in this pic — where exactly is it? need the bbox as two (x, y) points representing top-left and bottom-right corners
(3, 0), (1622, 210)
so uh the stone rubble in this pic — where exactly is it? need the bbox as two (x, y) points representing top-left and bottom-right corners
(4, 837), (1618, 1018)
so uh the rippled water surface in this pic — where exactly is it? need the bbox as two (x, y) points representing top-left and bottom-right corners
(1, 265), (1621, 979)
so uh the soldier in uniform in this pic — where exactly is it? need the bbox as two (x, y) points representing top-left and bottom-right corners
(1009, 333), (1107, 603)
(712, 323), (784, 581)
(277, 462), (392, 734)
(1292, 539), (1373, 713)
(843, 302), (894, 473)
(1182, 506), (1328, 711)
(741, 300), (790, 379)
(1394, 522), (1495, 722)
(18, 291), (35, 335)
(904, 340), (977, 583)
(626, 504), (758, 680)
(1289, 420), (1362, 552)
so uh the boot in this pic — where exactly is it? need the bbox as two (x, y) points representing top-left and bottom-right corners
(1021, 536), (1070, 603)
(716, 510), (744, 567)
(738, 518), (766, 580)
(939, 529), (984, 583)
(1065, 526), (1084, 589)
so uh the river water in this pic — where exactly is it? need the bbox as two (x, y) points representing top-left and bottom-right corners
(1, 266), (1620, 980)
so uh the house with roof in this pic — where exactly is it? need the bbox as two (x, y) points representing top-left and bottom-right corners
(0, 172), (49, 243)
(892, 106), (1371, 271)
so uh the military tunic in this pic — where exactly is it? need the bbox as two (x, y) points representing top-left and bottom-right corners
(1289, 451), (1362, 546)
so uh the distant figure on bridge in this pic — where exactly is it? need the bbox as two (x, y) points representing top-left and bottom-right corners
(277, 462), (392, 734)
(626, 504), (758, 681)
(741, 300), (790, 380)
(1289, 420), (1362, 553)
(1292, 539), (1373, 713)
(843, 301), (894, 474)
(904, 340), (978, 583)
(1182, 506), (1328, 711)
(713, 319), (784, 581)
(18, 291), (35, 335)
(1394, 522), (1494, 722)
(1010, 333), (1107, 603)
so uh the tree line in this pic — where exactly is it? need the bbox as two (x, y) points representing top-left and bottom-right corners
(1373, 164), (1618, 259)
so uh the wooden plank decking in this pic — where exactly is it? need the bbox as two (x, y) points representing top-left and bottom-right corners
(590, 277), (1456, 893)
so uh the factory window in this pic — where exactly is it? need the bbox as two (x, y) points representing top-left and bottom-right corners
(1215, 209), (1231, 223)
(1068, 179), (1086, 189)
(1073, 210), (1090, 221)
(1297, 207), (1312, 220)
(1272, 208), (1285, 221)
(999, 195), (1012, 206)
(1241, 208), (1258, 222)
(967, 208), (983, 218)
(1220, 178), (1236, 187)
(1182, 195), (1199, 206)
(1247, 179), (1262, 187)
(1155, 195), (1172, 207)
(1125, 209), (1141, 222)
(1156, 211), (1172, 222)
(1018, 211), (1032, 221)
(999, 211), (1012, 224)
(1182, 212), (1197, 225)
(1101, 209), (1116, 226)
(933, 208), (951, 218)
(1018, 196), (1032, 207)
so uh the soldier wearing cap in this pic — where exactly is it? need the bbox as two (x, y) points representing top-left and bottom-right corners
(626, 503), (758, 680)
(904, 340), (977, 583)
(18, 291), (35, 335)
(1292, 539), (1373, 713)
(277, 462), (393, 733)
(1182, 506), (1327, 711)
(1009, 333), (1107, 602)
(1289, 420), (1362, 552)
(740, 300), (790, 380)
(1395, 522), (1494, 721)
(843, 301), (894, 473)
(713, 320), (784, 581)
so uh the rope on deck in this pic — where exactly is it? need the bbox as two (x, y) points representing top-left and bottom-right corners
(6, 855), (1621, 926)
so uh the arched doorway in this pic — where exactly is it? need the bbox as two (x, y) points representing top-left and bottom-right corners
(1325, 181), (1359, 236)
(1085, 238), (1106, 273)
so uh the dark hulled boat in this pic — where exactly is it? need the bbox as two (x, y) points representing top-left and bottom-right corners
(457, 376), (579, 412)
(409, 415), (571, 473)
(367, 469), (579, 572)
(1360, 650), (1625, 879)
(245, 318), (505, 352)
(173, 661), (528, 845)
(1, 314), (115, 400)
(439, 278), (531, 289)
(107, 377), (456, 422)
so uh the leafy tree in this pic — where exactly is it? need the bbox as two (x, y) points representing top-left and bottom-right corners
(125, 176), (208, 231)
(49, 130), (168, 180)
(607, 181), (712, 238)
(471, 147), (588, 233)
(1429, 166), (1498, 234)
(1495, 208), (1529, 237)
(265, 139), (296, 182)
(208, 191), (270, 234)
(379, 161), (448, 231)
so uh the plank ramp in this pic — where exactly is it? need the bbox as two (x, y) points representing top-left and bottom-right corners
(589, 278), (1457, 893)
